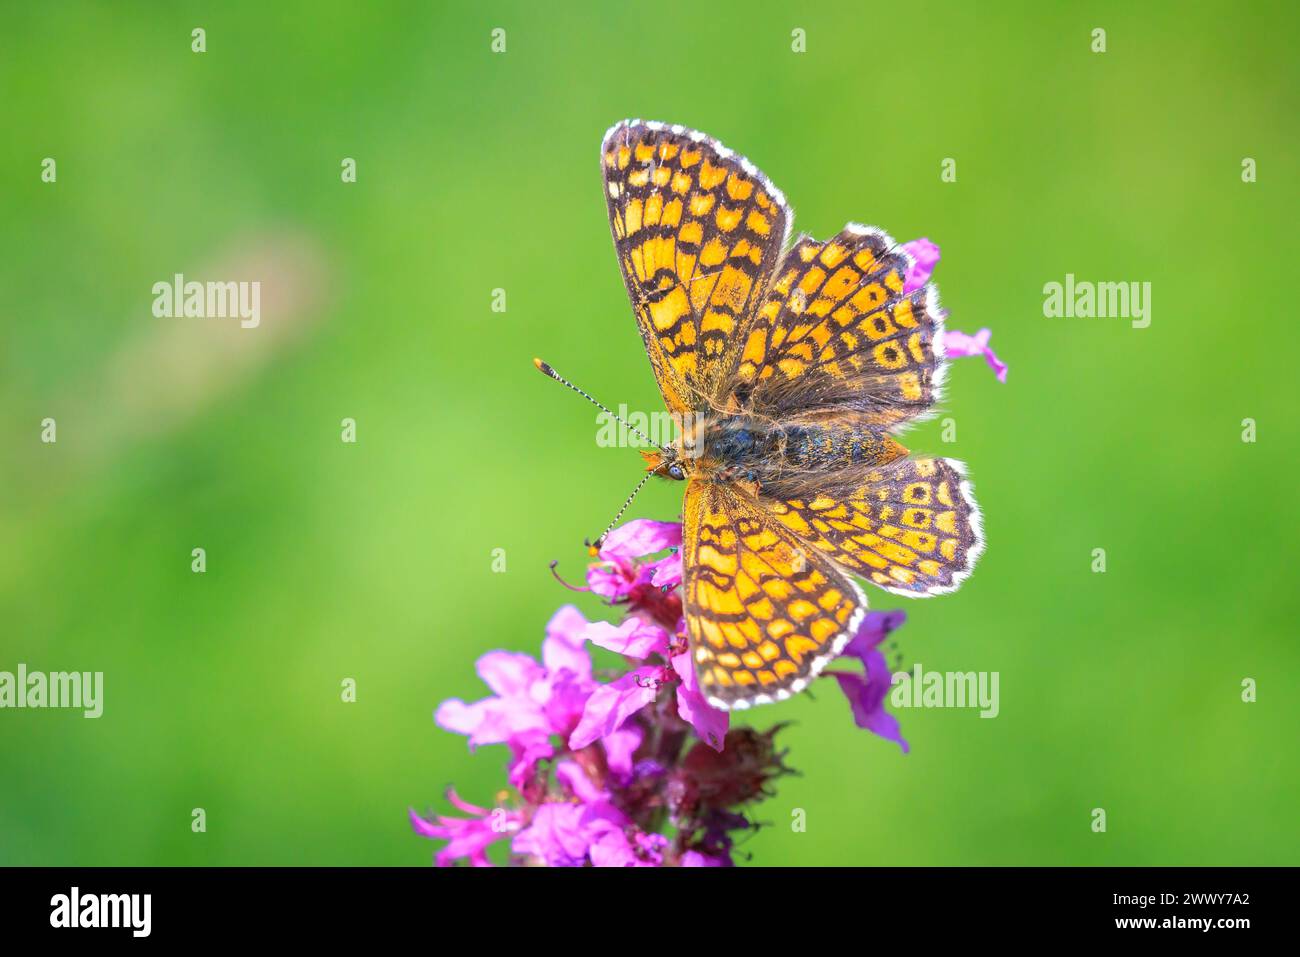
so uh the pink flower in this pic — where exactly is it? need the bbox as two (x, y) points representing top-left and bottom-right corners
(435, 605), (596, 790)
(901, 237), (942, 293)
(942, 328), (1008, 383)
(567, 604), (729, 753)
(901, 237), (1008, 382)
(827, 611), (909, 753)
(586, 519), (682, 601)
(410, 790), (521, 867)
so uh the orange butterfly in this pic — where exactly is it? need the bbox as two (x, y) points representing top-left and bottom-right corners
(540, 121), (983, 711)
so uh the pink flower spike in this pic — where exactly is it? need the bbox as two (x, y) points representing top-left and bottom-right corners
(901, 238), (941, 293)
(942, 328), (1008, 383)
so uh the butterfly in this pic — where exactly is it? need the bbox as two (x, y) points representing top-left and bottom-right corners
(554, 119), (983, 712)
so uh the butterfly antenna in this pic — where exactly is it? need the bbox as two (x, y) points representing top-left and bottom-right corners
(588, 470), (654, 553)
(533, 358), (664, 451)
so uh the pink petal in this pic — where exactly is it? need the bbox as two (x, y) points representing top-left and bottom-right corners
(599, 519), (683, 563)
(568, 666), (662, 750)
(433, 698), (485, 737)
(831, 670), (909, 753)
(672, 651), (728, 751)
(646, 552), (683, 588)
(555, 759), (607, 804)
(543, 606), (594, 681)
(901, 238), (941, 293)
(601, 724), (643, 783)
(941, 328), (1008, 383)
(579, 618), (671, 659)
(475, 651), (544, 697)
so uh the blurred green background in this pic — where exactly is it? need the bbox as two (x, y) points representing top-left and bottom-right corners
(2, 0), (1297, 866)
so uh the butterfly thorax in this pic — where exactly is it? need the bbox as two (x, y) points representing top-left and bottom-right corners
(678, 414), (909, 492)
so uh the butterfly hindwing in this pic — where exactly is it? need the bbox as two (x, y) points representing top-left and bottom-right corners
(759, 457), (983, 596)
(602, 120), (792, 412)
(682, 480), (866, 710)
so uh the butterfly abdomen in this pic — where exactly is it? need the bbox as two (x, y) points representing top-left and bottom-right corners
(699, 416), (907, 487)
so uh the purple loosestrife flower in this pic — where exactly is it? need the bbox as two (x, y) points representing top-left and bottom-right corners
(826, 611), (910, 753)
(902, 237), (1008, 382)
(414, 517), (923, 866)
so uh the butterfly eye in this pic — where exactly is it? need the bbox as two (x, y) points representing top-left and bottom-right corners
(666, 463), (685, 481)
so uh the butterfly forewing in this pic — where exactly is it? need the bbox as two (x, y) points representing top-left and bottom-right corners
(682, 480), (865, 709)
(737, 225), (945, 428)
(602, 120), (792, 412)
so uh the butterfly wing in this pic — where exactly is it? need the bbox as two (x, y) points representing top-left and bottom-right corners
(759, 456), (983, 596)
(734, 224), (944, 428)
(682, 479), (866, 709)
(602, 120), (792, 413)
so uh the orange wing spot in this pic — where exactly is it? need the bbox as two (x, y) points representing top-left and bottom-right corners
(821, 266), (860, 300)
(644, 193), (664, 226)
(898, 371), (923, 400)
(726, 174), (755, 201)
(773, 659), (798, 679)
(819, 242), (850, 268)
(624, 199), (644, 235)
(689, 191), (716, 216)
(741, 651), (764, 670)
(850, 283), (888, 312)
(680, 147), (702, 168)
(797, 266), (827, 296)
(715, 204), (744, 232)
(700, 237), (727, 267)
(661, 197), (683, 228)
(852, 248), (878, 272)
(874, 342), (908, 370)
(787, 599), (817, 621)
(671, 171), (692, 194)
(699, 159), (728, 189)
(900, 531), (937, 552)
(767, 618), (795, 639)
(810, 618), (839, 642)
(784, 634), (820, 663)
(649, 286), (689, 332)
(745, 209), (771, 236)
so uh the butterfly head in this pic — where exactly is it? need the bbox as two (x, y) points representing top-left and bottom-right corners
(640, 449), (686, 481)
